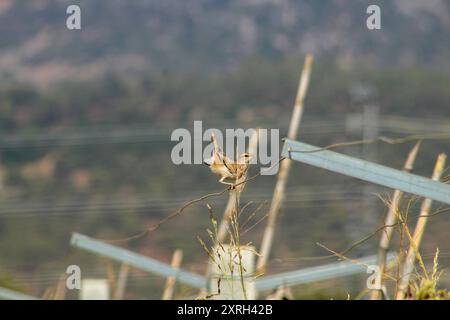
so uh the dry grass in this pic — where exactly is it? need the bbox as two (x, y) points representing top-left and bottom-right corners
(197, 179), (263, 299)
(411, 249), (450, 300)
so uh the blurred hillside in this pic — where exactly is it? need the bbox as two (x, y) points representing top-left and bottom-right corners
(0, 0), (450, 84)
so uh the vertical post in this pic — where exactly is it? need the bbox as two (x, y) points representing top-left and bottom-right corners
(162, 249), (183, 300)
(396, 153), (447, 300)
(41, 287), (54, 300)
(370, 141), (421, 300)
(209, 245), (255, 300)
(53, 274), (67, 300)
(257, 55), (313, 271)
(113, 263), (129, 300)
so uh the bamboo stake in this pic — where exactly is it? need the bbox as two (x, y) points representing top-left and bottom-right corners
(106, 262), (116, 296)
(53, 274), (67, 300)
(257, 54), (313, 271)
(370, 141), (421, 300)
(162, 249), (183, 300)
(41, 287), (54, 300)
(396, 153), (447, 300)
(113, 263), (129, 300)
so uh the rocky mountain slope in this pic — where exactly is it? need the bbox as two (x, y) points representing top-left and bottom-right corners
(0, 0), (449, 84)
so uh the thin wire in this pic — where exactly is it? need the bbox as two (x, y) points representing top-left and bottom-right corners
(100, 189), (228, 243)
(0, 190), (367, 219)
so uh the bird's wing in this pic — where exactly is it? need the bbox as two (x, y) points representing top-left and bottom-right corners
(222, 155), (237, 174)
(236, 163), (249, 178)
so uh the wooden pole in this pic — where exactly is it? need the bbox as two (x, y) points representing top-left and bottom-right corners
(396, 153), (447, 300)
(370, 141), (421, 300)
(162, 249), (183, 300)
(53, 274), (67, 300)
(42, 287), (56, 300)
(257, 54), (313, 271)
(113, 263), (129, 300)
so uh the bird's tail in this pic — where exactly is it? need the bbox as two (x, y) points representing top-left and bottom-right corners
(211, 132), (220, 154)
(203, 157), (212, 166)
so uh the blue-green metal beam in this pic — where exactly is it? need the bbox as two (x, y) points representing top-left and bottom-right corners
(72, 233), (393, 292)
(71, 233), (207, 289)
(282, 139), (450, 205)
(256, 253), (394, 291)
(0, 287), (39, 300)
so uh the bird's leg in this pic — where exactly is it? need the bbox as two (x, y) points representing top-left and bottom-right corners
(219, 177), (235, 190)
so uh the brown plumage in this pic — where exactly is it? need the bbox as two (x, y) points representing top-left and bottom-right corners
(204, 132), (252, 188)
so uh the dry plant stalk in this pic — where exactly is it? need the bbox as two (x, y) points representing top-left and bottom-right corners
(113, 263), (129, 300)
(106, 262), (117, 295)
(199, 193), (260, 299)
(257, 54), (313, 271)
(370, 141), (421, 300)
(217, 130), (260, 242)
(53, 274), (67, 300)
(162, 249), (183, 300)
(208, 244), (256, 300)
(41, 287), (54, 300)
(413, 249), (450, 300)
(41, 273), (67, 300)
(396, 153), (447, 300)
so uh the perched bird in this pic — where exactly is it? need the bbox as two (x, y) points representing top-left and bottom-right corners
(204, 133), (252, 188)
